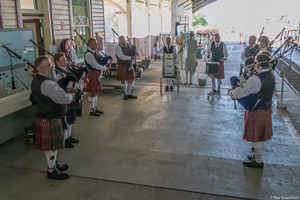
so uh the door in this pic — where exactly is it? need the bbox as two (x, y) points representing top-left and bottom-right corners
(23, 19), (44, 56)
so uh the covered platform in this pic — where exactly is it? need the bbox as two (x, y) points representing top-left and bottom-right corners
(1, 42), (300, 199)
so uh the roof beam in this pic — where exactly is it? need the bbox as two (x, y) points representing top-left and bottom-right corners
(178, 0), (189, 7)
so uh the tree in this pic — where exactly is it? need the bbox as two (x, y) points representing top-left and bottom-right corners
(192, 13), (208, 27)
(105, 9), (119, 31)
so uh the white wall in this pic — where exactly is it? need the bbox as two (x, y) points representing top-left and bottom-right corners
(171, 0), (192, 37)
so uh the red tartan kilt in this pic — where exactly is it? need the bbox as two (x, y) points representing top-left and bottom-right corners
(34, 119), (64, 151)
(243, 108), (273, 142)
(85, 69), (102, 94)
(210, 60), (225, 79)
(116, 63), (135, 81)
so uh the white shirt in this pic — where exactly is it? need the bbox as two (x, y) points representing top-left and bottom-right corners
(206, 41), (228, 60)
(39, 73), (73, 105)
(156, 46), (178, 61)
(56, 66), (83, 90)
(114, 44), (132, 61)
(241, 45), (256, 62)
(228, 68), (270, 99)
(85, 48), (107, 71)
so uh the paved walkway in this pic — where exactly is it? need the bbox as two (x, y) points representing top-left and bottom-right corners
(0, 42), (300, 200)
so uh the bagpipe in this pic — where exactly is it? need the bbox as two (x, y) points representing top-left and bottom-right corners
(111, 29), (136, 57)
(30, 40), (88, 117)
(230, 36), (296, 111)
(74, 29), (113, 67)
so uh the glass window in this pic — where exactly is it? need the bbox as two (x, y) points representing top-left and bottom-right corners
(72, 0), (90, 59)
(21, 0), (38, 10)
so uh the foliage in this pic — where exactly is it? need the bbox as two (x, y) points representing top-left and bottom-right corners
(105, 9), (119, 31)
(192, 13), (208, 27)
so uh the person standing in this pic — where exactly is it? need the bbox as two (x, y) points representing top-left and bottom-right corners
(115, 36), (138, 100)
(31, 55), (75, 180)
(206, 33), (228, 96)
(228, 51), (275, 169)
(241, 35), (259, 63)
(54, 53), (81, 148)
(184, 31), (198, 85)
(84, 38), (111, 116)
(156, 37), (178, 91)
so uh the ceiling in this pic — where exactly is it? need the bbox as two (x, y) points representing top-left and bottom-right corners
(191, 0), (217, 13)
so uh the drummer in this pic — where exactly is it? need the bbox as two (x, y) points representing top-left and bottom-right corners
(206, 34), (228, 96)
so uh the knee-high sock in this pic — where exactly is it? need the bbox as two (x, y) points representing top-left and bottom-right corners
(121, 83), (125, 91)
(165, 79), (170, 87)
(217, 79), (222, 90)
(169, 79), (173, 86)
(124, 81), (128, 95)
(67, 124), (73, 138)
(64, 130), (68, 140)
(44, 150), (57, 172)
(211, 77), (216, 90)
(94, 96), (98, 110)
(127, 83), (133, 95)
(89, 97), (95, 112)
(252, 142), (264, 163)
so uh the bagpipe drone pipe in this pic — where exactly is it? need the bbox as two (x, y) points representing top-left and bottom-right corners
(29, 40), (88, 117)
(230, 36), (294, 111)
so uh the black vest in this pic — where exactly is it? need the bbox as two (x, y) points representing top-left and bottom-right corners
(31, 74), (67, 119)
(163, 46), (174, 54)
(254, 71), (275, 110)
(211, 42), (224, 62)
(116, 45), (132, 66)
(84, 49), (102, 70)
(245, 44), (259, 58)
(55, 66), (72, 76)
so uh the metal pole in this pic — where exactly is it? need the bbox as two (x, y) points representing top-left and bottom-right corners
(277, 70), (287, 109)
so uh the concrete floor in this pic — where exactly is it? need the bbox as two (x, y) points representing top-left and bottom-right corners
(1, 42), (300, 200)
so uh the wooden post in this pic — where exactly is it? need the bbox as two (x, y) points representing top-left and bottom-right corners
(126, 0), (132, 37)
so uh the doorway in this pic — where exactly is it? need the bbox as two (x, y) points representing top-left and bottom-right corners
(23, 19), (44, 57)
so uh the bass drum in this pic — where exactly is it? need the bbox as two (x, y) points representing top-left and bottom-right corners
(60, 38), (77, 60)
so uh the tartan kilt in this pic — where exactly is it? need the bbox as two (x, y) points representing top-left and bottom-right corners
(66, 102), (77, 124)
(85, 69), (102, 94)
(34, 119), (64, 151)
(116, 63), (135, 81)
(212, 60), (225, 79)
(243, 108), (273, 142)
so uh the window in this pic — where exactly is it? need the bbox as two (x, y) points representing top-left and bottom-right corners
(21, 0), (38, 10)
(72, 0), (90, 59)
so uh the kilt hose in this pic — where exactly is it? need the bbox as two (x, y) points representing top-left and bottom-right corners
(85, 69), (102, 94)
(243, 108), (273, 142)
(116, 63), (135, 81)
(34, 119), (64, 151)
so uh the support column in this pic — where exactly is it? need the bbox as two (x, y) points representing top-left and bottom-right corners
(146, 0), (151, 59)
(126, 0), (132, 37)
(0, 1), (3, 28)
(158, 0), (162, 32)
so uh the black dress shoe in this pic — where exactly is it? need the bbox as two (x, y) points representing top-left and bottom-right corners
(242, 160), (264, 169)
(55, 162), (69, 172)
(69, 136), (79, 143)
(213, 90), (217, 94)
(90, 111), (100, 116)
(127, 94), (138, 99)
(65, 138), (74, 148)
(124, 94), (129, 100)
(47, 168), (69, 180)
(165, 86), (169, 91)
(95, 109), (104, 114)
(170, 86), (174, 91)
